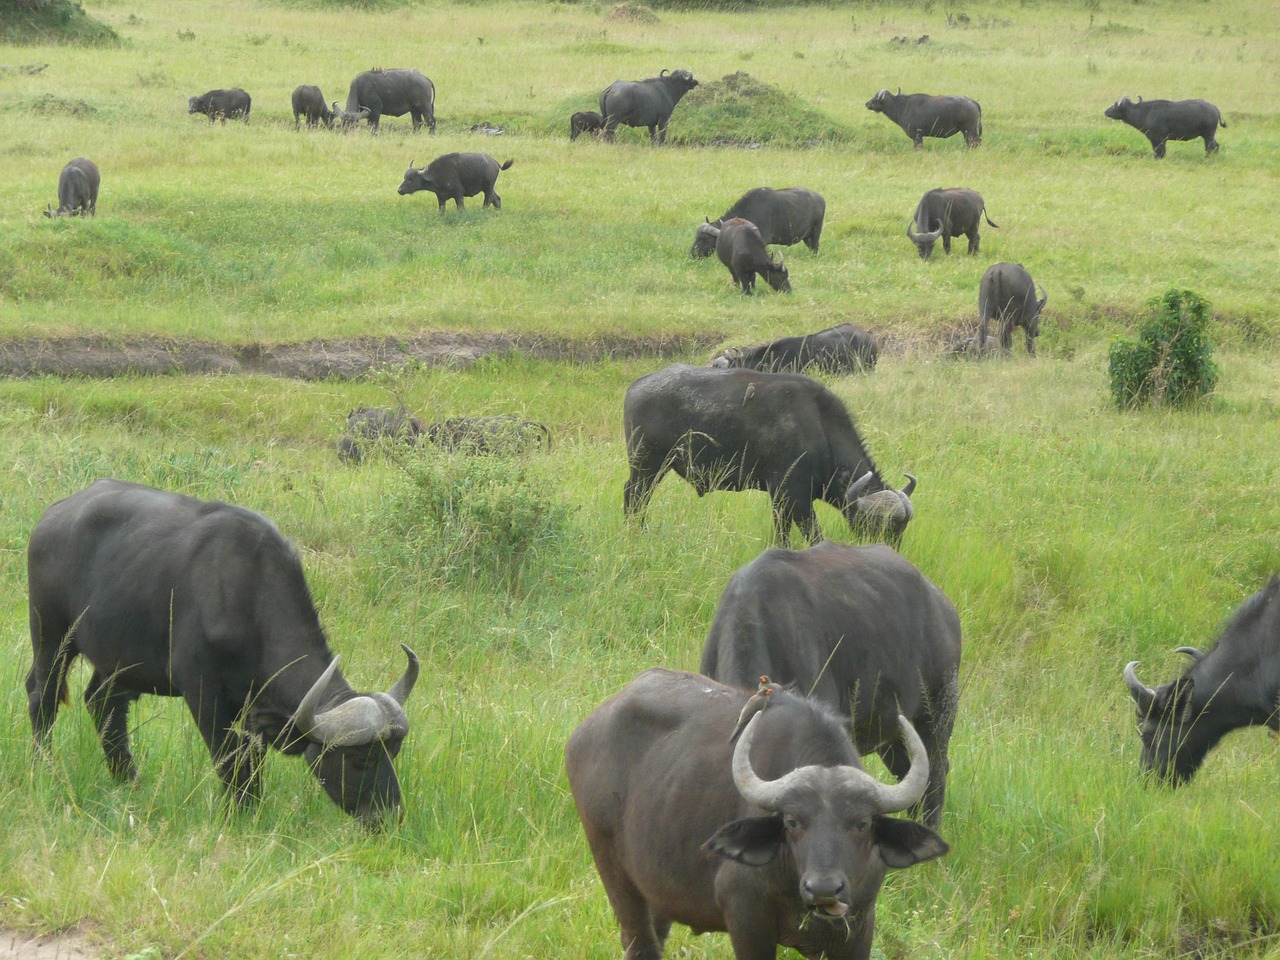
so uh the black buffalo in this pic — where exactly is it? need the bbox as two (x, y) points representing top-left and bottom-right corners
(715, 218), (790, 295)
(710, 323), (878, 374)
(291, 84), (334, 129)
(599, 68), (699, 143)
(1104, 96), (1226, 158)
(187, 87), (251, 124)
(569, 110), (605, 140)
(567, 668), (947, 960)
(25, 479), (419, 825)
(397, 153), (513, 213)
(43, 157), (99, 218)
(907, 187), (998, 259)
(690, 187), (826, 258)
(977, 262), (1046, 357)
(701, 543), (962, 828)
(424, 416), (552, 455)
(333, 68), (436, 134)
(1124, 576), (1280, 784)
(337, 405), (425, 464)
(623, 364), (917, 546)
(865, 88), (982, 148)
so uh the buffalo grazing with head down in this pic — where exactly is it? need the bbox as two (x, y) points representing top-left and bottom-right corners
(43, 157), (99, 218)
(599, 68), (699, 143)
(907, 187), (998, 259)
(710, 323), (878, 374)
(978, 262), (1046, 357)
(1124, 575), (1280, 784)
(715, 218), (790, 295)
(1103, 96), (1226, 158)
(569, 110), (605, 140)
(865, 88), (982, 148)
(291, 84), (334, 129)
(333, 68), (436, 134)
(691, 186), (826, 258)
(187, 87), (251, 124)
(623, 364), (917, 546)
(566, 667), (948, 960)
(25, 479), (419, 826)
(398, 153), (513, 213)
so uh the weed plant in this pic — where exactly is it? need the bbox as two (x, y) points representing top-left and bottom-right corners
(1109, 288), (1219, 409)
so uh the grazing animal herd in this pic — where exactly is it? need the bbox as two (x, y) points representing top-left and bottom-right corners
(28, 46), (1261, 960)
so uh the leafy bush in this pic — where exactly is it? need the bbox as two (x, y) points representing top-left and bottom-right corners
(0, 0), (118, 45)
(1108, 288), (1219, 409)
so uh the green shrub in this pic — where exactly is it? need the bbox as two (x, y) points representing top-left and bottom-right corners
(1108, 288), (1219, 409)
(0, 0), (119, 45)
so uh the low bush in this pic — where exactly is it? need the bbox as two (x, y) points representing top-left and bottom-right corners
(0, 0), (118, 45)
(1108, 288), (1219, 409)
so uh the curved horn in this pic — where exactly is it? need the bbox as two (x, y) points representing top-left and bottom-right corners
(1124, 661), (1156, 715)
(896, 86), (902, 95)
(839, 715), (929, 813)
(387, 644), (420, 705)
(661, 68), (670, 77)
(1174, 646), (1206, 663)
(731, 712), (816, 810)
(293, 656), (343, 737)
(847, 470), (876, 499)
(901, 473), (917, 497)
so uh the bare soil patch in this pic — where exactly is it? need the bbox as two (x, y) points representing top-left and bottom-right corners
(1, 928), (98, 960)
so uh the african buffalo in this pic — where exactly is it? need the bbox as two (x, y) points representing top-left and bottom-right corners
(43, 157), (99, 218)
(977, 262), (1046, 356)
(690, 187), (826, 258)
(567, 668), (948, 960)
(599, 68), (698, 143)
(716, 218), (790, 295)
(701, 543), (962, 828)
(25, 479), (419, 825)
(1124, 575), (1280, 784)
(333, 68), (436, 134)
(187, 87), (251, 124)
(337, 405), (425, 464)
(569, 110), (604, 140)
(291, 84), (334, 129)
(1104, 96), (1226, 158)
(865, 88), (982, 148)
(710, 323), (878, 374)
(397, 153), (513, 213)
(907, 187), (998, 259)
(623, 364), (917, 546)
(424, 416), (552, 455)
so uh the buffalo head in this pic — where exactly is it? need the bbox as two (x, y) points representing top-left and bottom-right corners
(844, 471), (916, 546)
(865, 89), (892, 112)
(1123, 656), (1205, 784)
(691, 219), (721, 258)
(397, 160), (433, 196)
(907, 220), (944, 260)
(333, 101), (372, 128)
(1105, 96), (1134, 120)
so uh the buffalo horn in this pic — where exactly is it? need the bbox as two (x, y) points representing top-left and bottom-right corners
(901, 473), (917, 497)
(896, 86), (902, 95)
(293, 651), (415, 747)
(1173, 646), (1206, 663)
(1124, 661), (1156, 715)
(387, 643), (420, 705)
(661, 68), (670, 77)
(846, 470), (876, 500)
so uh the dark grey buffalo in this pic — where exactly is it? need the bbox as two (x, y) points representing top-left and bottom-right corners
(424, 416), (551, 455)
(599, 68), (699, 143)
(716, 218), (790, 295)
(25, 479), (419, 825)
(567, 668), (948, 960)
(337, 405), (425, 464)
(623, 364), (917, 546)
(569, 110), (604, 140)
(691, 186), (826, 258)
(701, 543), (962, 828)
(865, 88), (982, 149)
(397, 153), (513, 213)
(977, 262), (1046, 357)
(1124, 576), (1280, 784)
(907, 187), (998, 259)
(187, 87), (251, 124)
(291, 84), (334, 129)
(1104, 96), (1226, 158)
(43, 157), (99, 218)
(710, 323), (878, 374)
(333, 68), (436, 134)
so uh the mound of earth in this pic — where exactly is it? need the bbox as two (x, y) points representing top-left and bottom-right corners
(668, 71), (853, 147)
(607, 3), (660, 23)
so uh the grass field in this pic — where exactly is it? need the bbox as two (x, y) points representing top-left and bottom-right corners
(1, 1), (1279, 958)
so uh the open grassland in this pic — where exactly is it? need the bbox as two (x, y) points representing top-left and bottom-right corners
(0, 0), (1279, 958)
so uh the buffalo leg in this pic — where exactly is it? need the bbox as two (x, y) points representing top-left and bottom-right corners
(966, 230), (979, 255)
(1152, 137), (1167, 159)
(623, 439), (665, 522)
(437, 197), (447, 214)
(85, 670), (139, 782)
(485, 189), (501, 209)
(941, 234), (952, 255)
(1025, 326), (1037, 357)
(999, 311), (1016, 352)
(183, 685), (263, 805)
(26, 610), (75, 756)
(1205, 135), (1218, 154)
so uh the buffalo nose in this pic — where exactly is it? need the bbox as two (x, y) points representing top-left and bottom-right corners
(803, 875), (846, 901)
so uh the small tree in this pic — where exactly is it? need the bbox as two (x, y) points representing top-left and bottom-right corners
(1108, 288), (1219, 409)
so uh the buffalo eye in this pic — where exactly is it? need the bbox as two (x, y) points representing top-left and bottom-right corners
(783, 815), (801, 833)
(852, 818), (870, 834)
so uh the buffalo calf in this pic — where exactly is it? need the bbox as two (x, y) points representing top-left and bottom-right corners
(977, 262), (1046, 356)
(569, 110), (604, 140)
(43, 157), (99, 218)
(188, 88), (251, 124)
(715, 218), (790, 295)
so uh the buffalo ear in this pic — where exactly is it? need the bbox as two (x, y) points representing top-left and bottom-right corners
(703, 816), (784, 867)
(872, 816), (949, 869)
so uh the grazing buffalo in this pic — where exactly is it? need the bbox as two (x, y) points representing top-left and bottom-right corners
(567, 668), (948, 960)
(187, 87), (251, 124)
(691, 187), (826, 258)
(337, 405), (424, 464)
(333, 68), (436, 133)
(1124, 576), (1280, 784)
(569, 110), (605, 140)
(43, 157), (99, 218)
(977, 262), (1046, 357)
(701, 543), (962, 828)
(623, 364), (917, 546)
(424, 416), (552, 455)
(1104, 96), (1226, 158)
(710, 323), (878, 374)
(865, 88), (982, 148)
(25, 479), (419, 825)
(599, 68), (699, 143)
(907, 187), (998, 259)
(947, 333), (999, 357)
(715, 218), (790, 295)
(397, 153), (513, 213)
(291, 84), (334, 129)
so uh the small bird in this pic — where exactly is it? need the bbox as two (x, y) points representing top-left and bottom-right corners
(742, 382), (757, 406)
(728, 676), (783, 742)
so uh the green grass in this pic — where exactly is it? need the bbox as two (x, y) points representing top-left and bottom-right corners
(1, 0), (1279, 958)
